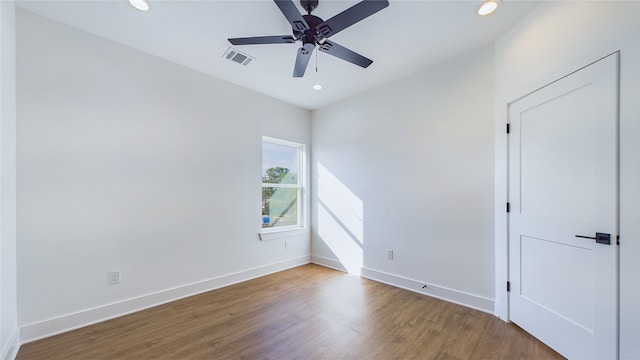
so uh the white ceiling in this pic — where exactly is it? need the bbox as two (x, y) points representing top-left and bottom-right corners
(16, 0), (539, 110)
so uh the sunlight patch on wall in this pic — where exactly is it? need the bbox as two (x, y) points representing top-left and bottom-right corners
(317, 163), (363, 242)
(317, 163), (363, 274)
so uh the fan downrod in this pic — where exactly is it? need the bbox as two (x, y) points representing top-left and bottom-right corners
(300, 0), (318, 14)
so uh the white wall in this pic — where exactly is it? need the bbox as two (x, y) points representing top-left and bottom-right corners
(311, 45), (496, 312)
(16, 10), (311, 342)
(492, 2), (640, 358)
(0, 1), (19, 359)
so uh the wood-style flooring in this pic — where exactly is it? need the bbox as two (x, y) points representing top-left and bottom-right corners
(17, 264), (564, 359)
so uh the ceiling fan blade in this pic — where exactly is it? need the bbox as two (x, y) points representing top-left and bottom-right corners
(318, 40), (373, 68)
(274, 0), (310, 33)
(293, 43), (315, 77)
(316, 0), (389, 39)
(228, 35), (296, 45)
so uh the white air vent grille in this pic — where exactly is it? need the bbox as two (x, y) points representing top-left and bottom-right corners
(223, 48), (254, 66)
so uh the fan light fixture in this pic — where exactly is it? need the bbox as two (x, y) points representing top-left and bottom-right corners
(477, 0), (500, 16)
(129, 0), (150, 11)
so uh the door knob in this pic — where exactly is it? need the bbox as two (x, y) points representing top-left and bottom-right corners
(575, 232), (611, 245)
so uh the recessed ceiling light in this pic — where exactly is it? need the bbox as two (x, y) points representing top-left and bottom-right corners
(477, 0), (500, 16)
(313, 84), (323, 91)
(129, 0), (150, 11)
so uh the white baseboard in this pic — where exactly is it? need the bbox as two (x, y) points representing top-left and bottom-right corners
(361, 267), (494, 314)
(20, 255), (311, 344)
(2, 329), (19, 360)
(310, 255), (348, 272)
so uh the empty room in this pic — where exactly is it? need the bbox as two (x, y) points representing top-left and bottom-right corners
(1, 0), (639, 359)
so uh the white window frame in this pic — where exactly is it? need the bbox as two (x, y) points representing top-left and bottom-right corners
(261, 136), (306, 235)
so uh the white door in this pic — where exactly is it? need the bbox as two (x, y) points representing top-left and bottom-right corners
(508, 53), (619, 359)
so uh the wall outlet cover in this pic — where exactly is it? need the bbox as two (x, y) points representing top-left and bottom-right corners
(107, 271), (120, 285)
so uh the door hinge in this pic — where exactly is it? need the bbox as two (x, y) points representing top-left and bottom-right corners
(507, 281), (511, 292)
(506, 123), (511, 134)
(506, 202), (511, 213)
(617, 235), (620, 245)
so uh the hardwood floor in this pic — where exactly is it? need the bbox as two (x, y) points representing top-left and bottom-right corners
(18, 264), (564, 360)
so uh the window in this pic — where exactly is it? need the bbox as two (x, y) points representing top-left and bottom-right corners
(262, 137), (304, 231)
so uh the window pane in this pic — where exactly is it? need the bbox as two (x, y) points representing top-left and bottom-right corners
(262, 187), (298, 228)
(262, 141), (299, 185)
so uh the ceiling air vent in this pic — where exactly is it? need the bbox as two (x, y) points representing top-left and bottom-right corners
(223, 47), (254, 66)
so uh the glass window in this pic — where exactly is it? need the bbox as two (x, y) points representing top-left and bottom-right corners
(262, 137), (304, 231)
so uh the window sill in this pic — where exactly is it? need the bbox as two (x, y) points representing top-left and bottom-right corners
(259, 228), (308, 241)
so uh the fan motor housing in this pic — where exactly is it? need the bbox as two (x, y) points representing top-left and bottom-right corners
(296, 14), (324, 45)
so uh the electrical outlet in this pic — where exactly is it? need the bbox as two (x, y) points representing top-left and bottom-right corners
(107, 271), (120, 285)
(386, 249), (393, 260)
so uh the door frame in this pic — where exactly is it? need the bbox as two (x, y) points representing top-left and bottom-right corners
(493, 27), (640, 359)
(507, 53), (620, 359)
(493, 47), (625, 323)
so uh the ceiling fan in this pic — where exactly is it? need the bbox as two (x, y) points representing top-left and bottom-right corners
(228, 0), (389, 77)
